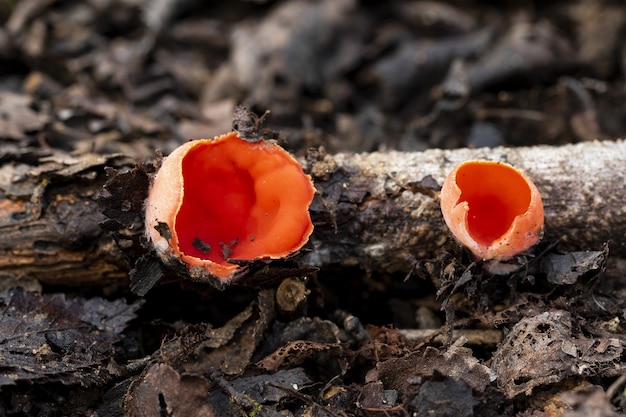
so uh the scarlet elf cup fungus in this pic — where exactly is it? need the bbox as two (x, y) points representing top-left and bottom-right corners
(439, 160), (544, 261)
(144, 131), (315, 283)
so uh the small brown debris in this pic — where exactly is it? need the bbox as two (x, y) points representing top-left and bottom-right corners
(276, 277), (308, 316)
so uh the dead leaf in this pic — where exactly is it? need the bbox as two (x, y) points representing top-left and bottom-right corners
(559, 385), (620, 417)
(409, 377), (475, 417)
(376, 342), (493, 395)
(125, 363), (217, 417)
(254, 316), (348, 374)
(0, 92), (49, 140)
(256, 340), (347, 373)
(206, 368), (313, 416)
(160, 290), (275, 376)
(228, 0), (359, 110)
(357, 381), (399, 411)
(541, 247), (608, 285)
(0, 287), (141, 386)
(492, 310), (625, 398)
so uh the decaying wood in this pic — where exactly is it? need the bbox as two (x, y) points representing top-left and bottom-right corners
(302, 139), (626, 274)
(0, 151), (132, 287)
(0, 140), (623, 286)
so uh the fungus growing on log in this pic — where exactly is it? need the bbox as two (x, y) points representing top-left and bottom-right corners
(440, 160), (544, 260)
(144, 132), (315, 282)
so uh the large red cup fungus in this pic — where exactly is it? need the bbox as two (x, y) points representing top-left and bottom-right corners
(145, 132), (315, 282)
(440, 160), (544, 260)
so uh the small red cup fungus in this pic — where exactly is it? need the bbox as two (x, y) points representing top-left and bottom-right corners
(145, 132), (315, 282)
(440, 160), (544, 260)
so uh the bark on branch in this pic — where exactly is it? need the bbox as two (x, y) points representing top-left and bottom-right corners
(301, 140), (626, 275)
(0, 140), (624, 286)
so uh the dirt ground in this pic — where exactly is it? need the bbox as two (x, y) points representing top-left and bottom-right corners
(0, 0), (625, 416)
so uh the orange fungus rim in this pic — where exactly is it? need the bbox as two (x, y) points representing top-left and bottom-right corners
(144, 132), (315, 281)
(440, 160), (544, 260)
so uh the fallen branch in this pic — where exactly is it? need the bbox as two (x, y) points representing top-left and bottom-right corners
(0, 140), (623, 286)
(302, 139), (626, 274)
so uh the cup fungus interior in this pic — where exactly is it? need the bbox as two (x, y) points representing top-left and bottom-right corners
(455, 163), (531, 246)
(174, 137), (314, 266)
